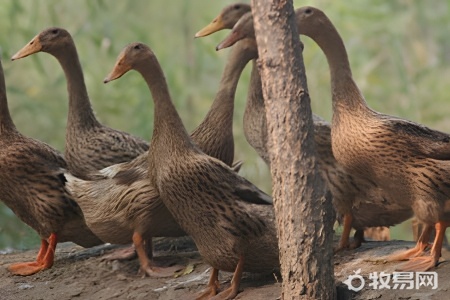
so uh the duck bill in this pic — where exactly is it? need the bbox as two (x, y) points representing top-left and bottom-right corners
(103, 57), (131, 84)
(11, 36), (42, 60)
(195, 16), (225, 38)
(216, 31), (242, 51)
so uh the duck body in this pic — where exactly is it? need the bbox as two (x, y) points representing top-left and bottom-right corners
(106, 42), (278, 297)
(0, 134), (102, 248)
(156, 152), (278, 273)
(65, 154), (185, 246)
(213, 8), (397, 249)
(63, 37), (255, 278)
(332, 104), (450, 224)
(64, 123), (149, 178)
(68, 38), (257, 244)
(0, 59), (102, 275)
(297, 6), (450, 270)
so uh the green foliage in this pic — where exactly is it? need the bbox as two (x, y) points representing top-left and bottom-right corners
(1, 0), (449, 249)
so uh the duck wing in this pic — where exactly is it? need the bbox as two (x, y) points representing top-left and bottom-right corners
(387, 117), (450, 160)
(205, 159), (273, 205)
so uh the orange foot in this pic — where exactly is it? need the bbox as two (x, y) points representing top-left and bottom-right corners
(8, 233), (57, 276)
(195, 285), (218, 300)
(138, 264), (184, 278)
(397, 221), (448, 272)
(387, 245), (430, 261)
(8, 262), (47, 276)
(387, 225), (432, 262)
(195, 268), (219, 300)
(396, 255), (439, 272)
(102, 245), (137, 261)
(211, 286), (239, 300)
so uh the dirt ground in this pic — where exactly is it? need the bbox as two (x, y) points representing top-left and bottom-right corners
(0, 237), (280, 300)
(1, 237), (449, 300)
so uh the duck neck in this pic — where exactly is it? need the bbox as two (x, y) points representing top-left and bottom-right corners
(194, 41), (256, 144)
(203, 41), (255, 125)
(51, 43), (99, 128)
(0, 66), (16, 134)
(137, 56), (193, 156)
(246, 59), (264, 109)
(309, 21), (369, 114)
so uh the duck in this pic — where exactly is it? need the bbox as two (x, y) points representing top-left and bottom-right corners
(196, 3), (268, 165)
(64, 36), (257, 278)
(0, 59), (103, 276)
(200, 6), (399, 251)
(11, 27), (149, 179)
(294, 6), (450, 271)
(104, 42), (279, 299)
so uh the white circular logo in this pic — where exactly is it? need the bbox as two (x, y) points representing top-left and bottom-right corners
(343, 269), (365, 292)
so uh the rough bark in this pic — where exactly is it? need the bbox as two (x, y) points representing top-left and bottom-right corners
(250, 1), (335, 299)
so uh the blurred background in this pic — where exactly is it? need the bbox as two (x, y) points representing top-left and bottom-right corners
(0, 0), (449, 250)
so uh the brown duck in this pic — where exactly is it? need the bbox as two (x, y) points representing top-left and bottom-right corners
(11, 27), (149, 179)
(295, 6), (450, 271)
(65, 37), (256, 277)
(200, 6), (397, 250)
(104, 42), (278, 299)
(196, 3), (268, 165)
(0, 59), (102, 276)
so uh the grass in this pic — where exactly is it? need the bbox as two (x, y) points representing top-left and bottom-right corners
(0, 0), (449, 249)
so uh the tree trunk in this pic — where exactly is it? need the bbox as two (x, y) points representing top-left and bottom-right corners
(250, 1), (335, 299)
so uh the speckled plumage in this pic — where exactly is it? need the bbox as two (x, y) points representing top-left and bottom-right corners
(64, 39), (255, 277)
(0, 59), (102, 276)
(12, 27), (149, 179)
(211, 7), (399, 250)
(67, 39), (256, 242)
(109, 42), (278, 296)
(297, 6), (450, 270)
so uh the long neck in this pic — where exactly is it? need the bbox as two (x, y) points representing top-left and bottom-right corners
(308, 21), (368, 113)
(52, 43), (99, 128)
(246, 59), (264, 109)
(202, 41), (255, 125)
(192, 41), (256, 147)
(137, 56), (193, 155)
(0, 65), (16, 133)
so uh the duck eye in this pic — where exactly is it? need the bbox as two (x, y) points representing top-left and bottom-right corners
(51, 29), (59, 34)
(305, 8), (312, 14)
(134, 44), (141, 50)
(234, 4), (241, 9)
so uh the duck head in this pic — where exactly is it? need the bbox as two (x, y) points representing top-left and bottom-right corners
(12, 27), (73, 60)
(295, 6), (333, 38)
(216, 12), (254, 51)
(195, 3), (251, 38)
(104, 42), (153, 83)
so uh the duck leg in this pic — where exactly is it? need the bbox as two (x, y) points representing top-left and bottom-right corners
(195, 268), (220, 300)
(335, 213), (353, 252)
(349, 229), (365, 249)
(8, 233), (57, 276)
(133, 232), (181, 278)
(212, 256), (244, 300)
(397, 221), (449, 271)
(387, 224), (432, 262)
(34, 238), (50, 264)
